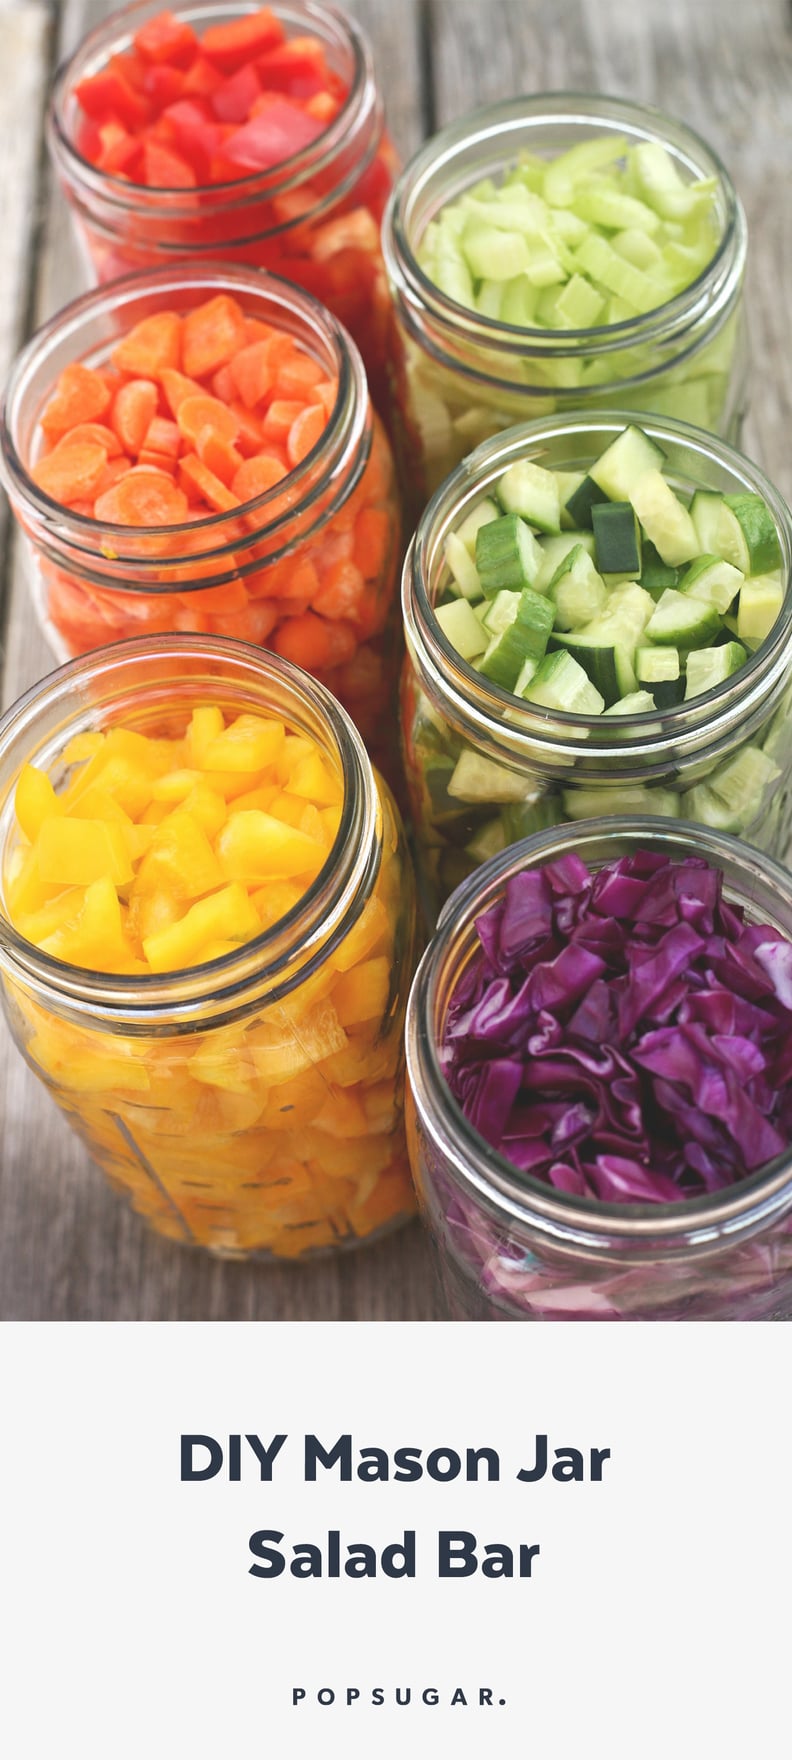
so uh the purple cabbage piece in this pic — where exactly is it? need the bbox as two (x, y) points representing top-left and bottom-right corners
(441, 850), (792, 1205)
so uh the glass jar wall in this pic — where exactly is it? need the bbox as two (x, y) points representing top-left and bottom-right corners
(0, 265), (402, 783)
(401, 413), (792, 918)
(383, 95), (748, 513)
(47, 0), (398, 414)
(406, 821), (792, 1321)
(0, 636), (418, 1260)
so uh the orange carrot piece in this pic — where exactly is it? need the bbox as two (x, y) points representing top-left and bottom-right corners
(231, 453), (288, 502)
(178, 452), (240, 513)
(176, 393), (240, 447)
(314, 378), (339, 418)
(229, 401), (266, 456)
(39, 363), (111, 438)
(261, 399), (304, 444)
(94, 455), (134, 496)
(111, 311), (183, 377)
(312, 558), (365, 620)
(141, 416), (181, 458)
(56, 421), (123, 458)
(273, 352), (324, 400)
(353, 505), (391, 578)
(111, 378), (160, 455)
(159, 367), (204, 416)
(211, 364), (235, 403)
(32, 440), (109, 504)
(94, 469), (190, 525)
(243, 316), (275, 344)
(286, 402), (326, 467)
(227, 339), (274, 410)
(137, 449), (177, 474)
(195, 428), (245, 485)
(181, 294), (247, 379)
(272, 610), (333, 671)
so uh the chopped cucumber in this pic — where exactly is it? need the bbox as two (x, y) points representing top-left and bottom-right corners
(497, 460), (562, 534)
(562, 785), (681, 819)
(546, 544), (607, 629)
(682, 783), (742, 833)
(521, 649), (606, 714)
(435, 597), (488, 661)
(644, 588), (721, 647)
(707, 745), (781, 818)
(455, 497), (501, 556)
(723, 494), (782, 575)
(630, 469), (699, 565)
(604, 690), (657, 715)
(563, 474), (608, 530)
(737, 574), (785, 646)
(534, 529), (597, 592)
(635, 643), (682, 708)
(677, 553), (743, 615)
(444, 531), (484, 600)
(684, 642), (747, 698)
(640, 539), (679, 593)
(466, 818), (508, 863)
(592, 501), (642, 580)
(475, 514), (543, 594)
(478, 587), (554, 688)
(588, 424), (666, 501)
(447, 750), (529, 803)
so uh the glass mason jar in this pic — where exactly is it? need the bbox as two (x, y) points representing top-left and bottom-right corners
(406, 819), (792, 1321)
(401, 413), (792, 918)
(382, 95), (748, 513)
(0, 635), (418, 1260)
(0, 264), (402, 784)
(47, 0), (398, 415)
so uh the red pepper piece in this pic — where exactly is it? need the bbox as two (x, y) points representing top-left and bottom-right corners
(134, 10), (200, 67)
(211, 63), (262, 124)
(143, 138), (197, 188)
(200, 8), (285, 74)
(221, 97), (323, 172)
(256, 37), (328, 100)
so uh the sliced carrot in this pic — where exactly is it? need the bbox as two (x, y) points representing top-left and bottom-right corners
(159, 367), (203, 416)
(176, 393), (240, 447)
(273, 352), (324, 400)
(227, 339), (273, 410)
(231, 454), (287, 502)
(272, 610), (333, 671)
(243, 317), (275, 344)
(111, 311), (182, 377)
(137, 449), (177, 474)
(40, 364), (111, 438)
(260, 399), (304, 444)
(214, 599), (279, 644)
(32, 440), (109, 504)
(195, 428), (245, 484)
(286, 402), (326, 467)
(178, 452), (240, 513)
(141, 415), (181, 459)
(312, 558), (365, 621)
(229, 401), (266, 455)
(314, 377), (339, 418)
(94, 469), (190, 525)
(182, 294), (247, 379)
(353, 505), (391, 579)
(211, 363), (235, 402)
(94, 455), (134, 496)
(111, 378), (160, 454)
(54, 421), (122, 458)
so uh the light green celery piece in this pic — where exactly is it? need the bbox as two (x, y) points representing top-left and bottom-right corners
(542, 134), (629, 207)
(464, 192), (550, 234)
(476, 279), (505, 319)
(572, 182), (662, 234)
(611, 228), (663, 270)
(524, 244), (567, 288)
(535, 285), (564, 326)
(573, 233), (657, 308)
(433, 247), (475, 306)
(500, 276), (539, 326)
(507, 152), (547, 192)
(461, 223), (532, 281)
(554, 273), (606, 328)
(632, 142), (719, 221)
(550, 207), (590, 245)
(467, 177), (499, 202)
(604, 294), (639, 325)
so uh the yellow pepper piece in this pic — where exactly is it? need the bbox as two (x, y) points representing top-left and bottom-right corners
(202, 713), (285, 773)
(61, 730), (105, 765)
(14, 764), (62, 843)
(41, 876), (141, 972)
(36, 817), (135, 887)
(142, 882), (260, 971)
(251, 880), (304, 930)
(135, 810), (224, 900)
(288, 750), (343, 807)
(332, 895), (389, 971)
(179, 784), (228, 838)
(332, 956), (390, 1027)
(185, 705), (224, 766)
(16, 887), (86, 944)
(217, 811), (327, 882)
(151, 769), (205, 802)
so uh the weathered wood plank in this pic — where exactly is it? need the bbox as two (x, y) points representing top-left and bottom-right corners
(0, 0), (442, 1320)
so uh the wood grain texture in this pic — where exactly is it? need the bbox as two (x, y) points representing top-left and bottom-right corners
(2, 0), (792, 1319)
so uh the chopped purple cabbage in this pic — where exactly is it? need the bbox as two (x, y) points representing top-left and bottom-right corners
(441, 852), (792, 1204)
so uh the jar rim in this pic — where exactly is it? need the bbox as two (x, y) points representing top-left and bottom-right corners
(403, 409), (792, 764)
(406, 816), (792, 1258)
(47, 0), (378, 210)
(0, 263), (370, 581)
(383, 91), (745, 355)
(0, 633), (380, 1029)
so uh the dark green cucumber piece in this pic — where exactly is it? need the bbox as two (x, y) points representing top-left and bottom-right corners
(478, 587), (554, 688)
(592, 501), (642, 578)
(640, 539), (679, 593)
(475, 514), (542, 595)
(563, 474), (608, 530)
(635, 643), (683, 708)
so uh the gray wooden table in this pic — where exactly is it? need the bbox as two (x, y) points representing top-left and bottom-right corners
(1, 0), (791, 1319)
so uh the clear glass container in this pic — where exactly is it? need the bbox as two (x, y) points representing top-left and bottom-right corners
(382, 95), (748, 513)
(47, 0), (398, 414)
(0, 635), (418, 1261)
(0, 263), (402, 785)
(401, 412), (792, 917)
(406, 819), (792, 1320)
